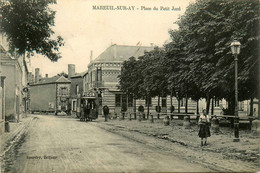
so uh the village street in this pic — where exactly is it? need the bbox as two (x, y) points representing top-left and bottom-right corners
(2, 114), (212, 173)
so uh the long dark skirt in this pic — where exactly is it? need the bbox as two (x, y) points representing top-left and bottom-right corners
(198, 123), (211, 138)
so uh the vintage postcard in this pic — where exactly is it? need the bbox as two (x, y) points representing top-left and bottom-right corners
(0, 0), (259, 172)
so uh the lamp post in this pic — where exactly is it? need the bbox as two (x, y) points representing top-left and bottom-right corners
(230, 40), (241, 142)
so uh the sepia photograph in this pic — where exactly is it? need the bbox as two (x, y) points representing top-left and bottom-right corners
(0, 0), (259, 172)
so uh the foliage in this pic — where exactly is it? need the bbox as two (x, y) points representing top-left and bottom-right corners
(0, 0), (64, 61)
(118, 56), (143, 98)
(57, 72), (68, 78)
(119, 0), (259, 114)
(119, 47), (169, 100)
(166, 0), (259, 102)
(141, 47), (169, 97)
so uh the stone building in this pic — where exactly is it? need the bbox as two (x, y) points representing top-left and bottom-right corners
(68, 64), (87, 115)
(0, 32), (30, 131)
(29, 69), (71, 114)
(83, 44), (187, 116)
(82, 44), (259, 118)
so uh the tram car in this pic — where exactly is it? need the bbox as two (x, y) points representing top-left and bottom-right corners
(76, 93), (99, 121)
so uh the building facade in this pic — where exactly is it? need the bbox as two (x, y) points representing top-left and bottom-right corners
(0, 32), (30, 129)
(69, 64), (86, 115)
(29, 73), (71, 114)
(82, 44), (258, 118)
(83, 44), (180, 116)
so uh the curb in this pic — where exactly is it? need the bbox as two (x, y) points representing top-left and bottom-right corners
(0, 117), (35, 158)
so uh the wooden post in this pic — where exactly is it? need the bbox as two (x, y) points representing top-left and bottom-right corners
(185, 94), (188, 114)
(134, 98), (137, 119)
(211, 97), (214, 116)
(150, 113), (154, 123)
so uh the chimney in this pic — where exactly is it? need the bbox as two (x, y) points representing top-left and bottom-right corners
(45, 74), (48, 78)
(90, 50), (93, 62)
(68, 64), (75, 79)
(35, 68), (40, 83)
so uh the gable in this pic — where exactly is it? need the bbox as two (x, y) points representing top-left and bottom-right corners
(56, 76), (71, 83)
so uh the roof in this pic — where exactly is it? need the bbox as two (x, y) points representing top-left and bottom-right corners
(71, 70), (88, 78)
(93, 44), (154, 62)
(30, 75), (71, 86)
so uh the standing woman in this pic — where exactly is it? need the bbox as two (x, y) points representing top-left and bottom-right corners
(198, 109), (211, 146)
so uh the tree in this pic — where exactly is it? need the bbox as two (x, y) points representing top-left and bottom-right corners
(119, 57), (142, 118)
(0, 0), (64, 61)
(141, 47), (169, 112)
(167, 0), (259, 114)
(119, 57), (137, 95)
(57, 72), (68, 78)
(165, 29), (202, 113)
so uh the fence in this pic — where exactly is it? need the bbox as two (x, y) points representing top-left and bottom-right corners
(111, 111), (257, 130)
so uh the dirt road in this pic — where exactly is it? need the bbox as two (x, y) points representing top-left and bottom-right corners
(3, 115), (212, 172)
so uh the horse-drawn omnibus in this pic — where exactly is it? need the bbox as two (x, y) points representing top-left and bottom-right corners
(76, 92), (99, 121)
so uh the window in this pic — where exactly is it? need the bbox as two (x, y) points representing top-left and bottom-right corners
(97, 68), (102, 81)
(115, 94), (133, 107)
(60, 87), (68, 95)
(85, 84), (88, 92)
(122, 94), (127, 106)
(76, 85), (79, 94)
(115, 94), (121, 107)
(72, 101), (77, 111)
(162, 97), (167, 107)
(90, 72), (92, 83)
(145, 96), (152, 107)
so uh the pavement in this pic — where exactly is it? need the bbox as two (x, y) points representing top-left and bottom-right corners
(0, 116), (35, 155)
(92, 115), (260, 172)
(1, 114), (213, 173)
(1, 114), (259, 172)
(0, 115), (36, 171)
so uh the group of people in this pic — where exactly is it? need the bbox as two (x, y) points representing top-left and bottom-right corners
(84, 102), (211, 147)
(80, 100), (96, 121)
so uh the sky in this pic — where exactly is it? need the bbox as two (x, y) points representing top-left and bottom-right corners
(30, 0), (193, 77)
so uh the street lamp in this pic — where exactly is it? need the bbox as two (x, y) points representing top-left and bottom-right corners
(230, 40), (241, 142)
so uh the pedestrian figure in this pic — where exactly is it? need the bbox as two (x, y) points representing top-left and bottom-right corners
(80, 103), (84, 121)
(103, 105), (109, 122)
(138, 105), (144, 112)
(198, 109), (211, 146)
(138, 105), (145, 120)
(84, 102), (91, 121)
